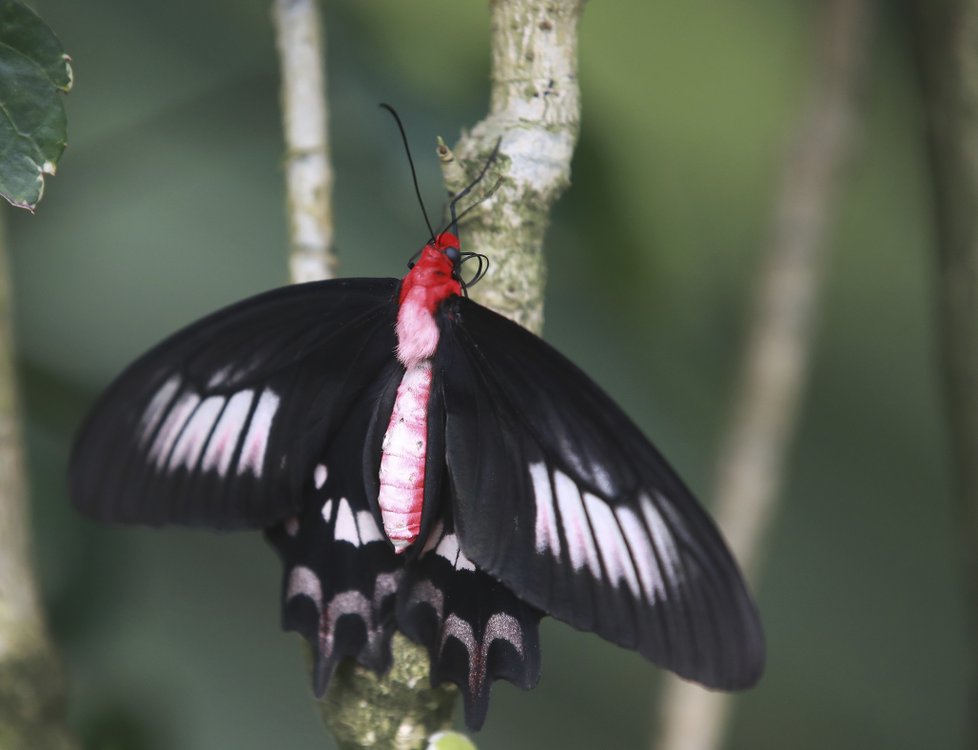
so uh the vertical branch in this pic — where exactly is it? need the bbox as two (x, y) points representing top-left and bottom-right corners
(273, 0), (338, 284)
(0, 211), (76, 749)
(915, 1), (978, 742)
(654, 2), (873, 749)
(440, 0), (583, 336)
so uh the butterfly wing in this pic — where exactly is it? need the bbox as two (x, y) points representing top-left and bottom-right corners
(69, 278), (400, 529)
(435, 296), (765, 690)
(265, 364), (405, 692)
(397, 508), (543, 730)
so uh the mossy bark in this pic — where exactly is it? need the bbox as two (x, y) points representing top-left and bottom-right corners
(319, 634), (457, 749)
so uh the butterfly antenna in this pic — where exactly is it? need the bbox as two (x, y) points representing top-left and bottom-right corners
(448, 138), (502, 237)
(380, 103), (436, 244)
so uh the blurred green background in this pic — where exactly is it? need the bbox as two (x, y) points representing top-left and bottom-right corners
(5, 1), (969, 747)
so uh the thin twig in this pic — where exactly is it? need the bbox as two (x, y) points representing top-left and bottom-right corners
(654, 2), (874, 749)
(273, 0), (338, 284)
(0, 210), (77, 749)
(913, 1), (978, 743)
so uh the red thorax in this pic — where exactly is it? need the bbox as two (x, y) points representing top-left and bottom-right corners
(398, 232), (462, 312)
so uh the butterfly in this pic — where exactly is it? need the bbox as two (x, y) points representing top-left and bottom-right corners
(70, 168), (764, 732)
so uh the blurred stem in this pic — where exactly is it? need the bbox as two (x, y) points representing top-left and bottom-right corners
(0, 211), (77, 750)
(914, 1), (978, 742)
(654, 2), (873, 749)
(440, 0), (583, 335)
(273, 0), (338, 284)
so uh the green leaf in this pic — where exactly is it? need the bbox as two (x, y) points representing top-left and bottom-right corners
(425, 731), (478, 750)
(0, 0), (72, 211)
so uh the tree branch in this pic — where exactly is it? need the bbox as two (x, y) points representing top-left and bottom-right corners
(441, 0), (583, 336)
(273, 0), (338, 284)
(0, 210), (77, 749)
(654, 2), (874, 748)
(914, 0), (978, 743)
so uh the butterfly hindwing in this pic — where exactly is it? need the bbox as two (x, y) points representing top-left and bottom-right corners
(69, 278), (399, 529)
(266, 362), (405, 690)
(436, 296), (765, 690)
(397, 512), (543, 730)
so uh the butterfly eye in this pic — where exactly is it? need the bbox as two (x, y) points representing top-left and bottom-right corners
(445, 246), (461, 263)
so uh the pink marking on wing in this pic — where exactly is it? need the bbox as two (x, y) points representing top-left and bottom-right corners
(237, 388), (280, 477)
(553, 470), (602, 577)
(139, 375), (181, 447)
(168, 396), (225, 472)
(201, 389), (253, 476)
(530, 462), (562, 556)
(148, 392), (200, 469)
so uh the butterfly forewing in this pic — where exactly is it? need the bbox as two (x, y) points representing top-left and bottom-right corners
(70, 278), (399, 529)
(437, 296), (765, 690)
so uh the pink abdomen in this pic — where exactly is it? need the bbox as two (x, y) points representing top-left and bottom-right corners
(377, 360), (433, 552)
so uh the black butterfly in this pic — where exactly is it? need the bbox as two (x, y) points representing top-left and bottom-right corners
(70, 229), (764, 730)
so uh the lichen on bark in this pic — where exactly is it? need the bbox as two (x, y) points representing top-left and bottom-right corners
(318, 634), (456, 749)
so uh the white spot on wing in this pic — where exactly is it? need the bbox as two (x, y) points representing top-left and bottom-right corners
(583, 493), (641, 597)
(435, 533), (460, 563)
(642, 494), (683, 588)
(615, 505), (666, 604)
(553, 470), (601, 577)
(314, 463), (328, 489)
(456, 547), (476, 572)
(284, 516), (300, 537)
(433, 532), (477, 572)
(148, 391), (200, 469)
(319, 570), (402, 664)
(558, 437), (616, 498)
(321, 498), (333, 522)
(287, 566), (323, 611)
(167, 396), (225, 472)
(530, 462), (561, 556)
(441, 613), (525, 696)
(591, 464), (616, 498)
(206, 365), (232, 388)
(407, 579), (444, 618)
(334, 498), (359, 546)
(355, 511), (384, 544)
(201, 389), (253, 476)
(139, 375), (181, 447)
(237, 388), (280, 477)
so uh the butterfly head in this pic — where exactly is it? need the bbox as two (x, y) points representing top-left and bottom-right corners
(401, 232), (491, 309)
(399, 232), (463, 309)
